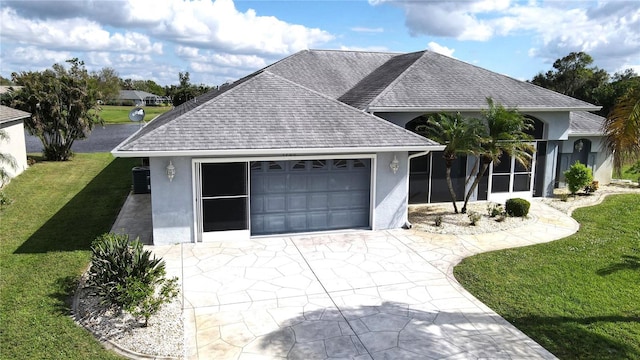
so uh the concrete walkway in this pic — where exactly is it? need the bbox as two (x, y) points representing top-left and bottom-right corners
(132, 201), (579, 360)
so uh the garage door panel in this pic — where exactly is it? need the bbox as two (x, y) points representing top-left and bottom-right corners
(288, 194), (307, 211)
(308, 212), (329, 230)
(266, 175), (287, 192)
(251, 159), (370, 235)
(265, 195), (286, 213)
(308, 176), (328, 191)
(288, 213), (308, 231)
(263, 214), (286, 233)
(289, 174), (307, 191)
(308, 193), (329, 210)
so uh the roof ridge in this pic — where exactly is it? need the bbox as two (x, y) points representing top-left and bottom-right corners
(364, 50), (427, 111)
(306, 48), (402, 55)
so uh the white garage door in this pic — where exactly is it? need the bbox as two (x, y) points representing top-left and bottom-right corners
(250, 159), (371, 235)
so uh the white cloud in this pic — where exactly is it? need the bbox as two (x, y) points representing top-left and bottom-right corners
(426, 42), (456, 58)
(0, 8), (163, 54)
(4, 47), (72, 70)
(136, 0), (334, 56)
(372, 0), (640, 74)
(351, 27), (384, 33)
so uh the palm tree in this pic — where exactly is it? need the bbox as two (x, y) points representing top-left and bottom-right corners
(461, 98), (535, 213)
(603, 85), (640, 176)
(415, 112), (486, 213)
(0, 129), (17, 185)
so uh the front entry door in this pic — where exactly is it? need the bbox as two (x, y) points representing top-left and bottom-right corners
(197, 162), (249, 241)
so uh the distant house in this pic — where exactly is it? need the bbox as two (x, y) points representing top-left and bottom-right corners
(115, 90), (170, 106)
(112, 49), (613, 245)
(0, 105), (30, 186)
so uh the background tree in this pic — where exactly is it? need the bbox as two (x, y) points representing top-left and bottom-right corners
(531, 52), (639, 117)
(166, 72), (212, 107)
(461, 98), (535, 213)
(91, 67), (120, 102)
(602, 85), (640, 176)
(0, 76), (13, 86)
(10, 58), (102, 161)
(531, 52), (608, 103)
(415, 113), (485, 213)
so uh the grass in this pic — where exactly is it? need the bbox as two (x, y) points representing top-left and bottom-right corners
(616, 161), (640, 182)
(99, 105), (171, 124)
(0, 153), (137, 359)
(455, 194), (640, 359)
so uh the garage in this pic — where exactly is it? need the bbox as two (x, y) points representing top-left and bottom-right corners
(250, 159), (372, 235)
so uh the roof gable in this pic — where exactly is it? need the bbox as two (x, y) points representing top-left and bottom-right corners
(114, 71), (437, 154)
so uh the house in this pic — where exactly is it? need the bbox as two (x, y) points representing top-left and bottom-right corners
(112, 49), (610, 245)
(0, 105), (30, 186)
(115, 90), (170, 106)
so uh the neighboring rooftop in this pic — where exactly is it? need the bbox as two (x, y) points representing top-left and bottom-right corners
(0, 105), (30, 125)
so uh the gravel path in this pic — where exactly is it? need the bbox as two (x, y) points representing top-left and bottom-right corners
(74, 274), (183, 359)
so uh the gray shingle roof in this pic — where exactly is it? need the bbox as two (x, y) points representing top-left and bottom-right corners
(114, 49), (604, 155)
(114, 71), (437, 154)
(0, 105), (30, 125)
(267, 50), (396, 99)
(118, 90), (163, 100)
(366, 51), (600, 112)
(570, 111), (605, 135)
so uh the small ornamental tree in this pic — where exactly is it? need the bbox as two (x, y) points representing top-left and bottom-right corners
(87, 233), (178, 327)
(564, 161), (593, 195)
(10, 59), (104, 161)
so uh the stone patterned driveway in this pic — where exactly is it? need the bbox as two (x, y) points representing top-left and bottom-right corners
(153, 202), (578, 360)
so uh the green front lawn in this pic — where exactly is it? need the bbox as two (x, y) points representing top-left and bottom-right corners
(0, 153), (136, 359)
(455, 194), (640, 359)
(99, 105), (171, 124)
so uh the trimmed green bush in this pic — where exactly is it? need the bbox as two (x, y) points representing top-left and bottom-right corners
(505, 198), (530, 217)
(87, 233), (178, 326)
(564, 161), (593, 195)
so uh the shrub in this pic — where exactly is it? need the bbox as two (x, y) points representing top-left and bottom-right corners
(564, 161), (593, 195)
(468, 211), (481, 226)
(486, 203), (504, 217)
(505, 198), (530, 217)
(87, 233), (178, 326)
(584, 180), (599, 194)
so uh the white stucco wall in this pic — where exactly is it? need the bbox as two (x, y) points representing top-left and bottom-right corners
(147, 152), (415, 244)
(0, 120), (28, 185)
(149, 156), (194, 245)
(559, 136), (612, 184)
(374, 152), (410, 230)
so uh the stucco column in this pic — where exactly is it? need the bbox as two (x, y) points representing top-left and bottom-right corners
(543, 141), (559, 197)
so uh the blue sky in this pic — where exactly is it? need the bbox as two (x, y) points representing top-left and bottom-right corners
(1, 0), (638, 87)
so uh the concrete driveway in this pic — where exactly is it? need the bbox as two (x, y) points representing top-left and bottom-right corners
(151, 204), (577, 360)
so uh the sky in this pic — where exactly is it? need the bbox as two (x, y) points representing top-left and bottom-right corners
(1, 0), (639, 87)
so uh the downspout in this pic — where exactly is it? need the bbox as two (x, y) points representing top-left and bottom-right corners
(403, 150), (431, 229)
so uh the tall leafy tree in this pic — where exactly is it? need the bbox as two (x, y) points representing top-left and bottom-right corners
(91, 67), (120, 102)
(10, 58), (102, 161)
(602, 85), (640, 176)
(461, 98), (535, 213)
(415, 113), (486, 213)
(531, 52), (608, 102)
